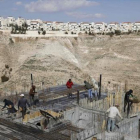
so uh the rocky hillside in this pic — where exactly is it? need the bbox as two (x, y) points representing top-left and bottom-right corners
(0, 34), (140, 94)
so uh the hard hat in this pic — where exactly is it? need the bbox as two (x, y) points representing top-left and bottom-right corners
(20, 94), (24, 97)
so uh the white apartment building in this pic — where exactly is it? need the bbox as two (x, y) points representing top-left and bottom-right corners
(7, 16), (15, 26)
(0, 17), (3, 28)
(94, 22), (107, 33)
(120, 22), (133, 33)
(106, 22), (120, 33)
(80, 22), (90, 31)
(16, 17), (25, 27)
(43, 21), (53, 31)
(0, 17), (8, 30)
(30, 20), (40, 30)
(63, 22), (69, 31)
(90, 22), (95, 32)
(132, 22), (140, 32)
(53, 22), (64, 31)
(68, 22), (79, 31)
(26, 19), (31, 30)
(1, 16), (140, 34)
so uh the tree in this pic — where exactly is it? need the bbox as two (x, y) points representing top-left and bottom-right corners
(110, 32), (114, 37)
(127, 30), (132, 35)
(115, 30), (121, 35)
(42, 30), (46, 35)
(106, 32), (114, 37)
(18, 26), (21, 34)
(15, 24), (18, 31)
(38, 31), (41, 34)
(22, 22), (28, 34)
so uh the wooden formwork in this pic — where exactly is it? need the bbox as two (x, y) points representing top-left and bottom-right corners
(80, 87), (140, 117)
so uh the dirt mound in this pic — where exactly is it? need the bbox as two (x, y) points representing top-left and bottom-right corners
(0, 34), (140, 94)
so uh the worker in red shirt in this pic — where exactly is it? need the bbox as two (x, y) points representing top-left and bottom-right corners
(66, 79), (73, 98)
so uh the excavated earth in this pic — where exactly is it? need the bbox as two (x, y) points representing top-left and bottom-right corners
(0, 34), (140, 96)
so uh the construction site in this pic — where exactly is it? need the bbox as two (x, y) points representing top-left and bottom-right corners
(0, 33), (140, 140)
(0, 75), (140, 140)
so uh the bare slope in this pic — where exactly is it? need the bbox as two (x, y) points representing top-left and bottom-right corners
(0, 35), (140, 93)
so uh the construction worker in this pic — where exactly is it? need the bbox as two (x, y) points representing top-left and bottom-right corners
(66, 79), (73, 98)
(29, 85), (36, 105)
(1, 99), (17, 115)
(124, 89), (133, 117)
(84, 80), (93, 100)
(18, 94), (30, 119)
(106, 105), (122, 133)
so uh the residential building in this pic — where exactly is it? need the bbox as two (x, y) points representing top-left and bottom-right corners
(62, 22), (69, 31)
(16, 17), (25, 27)
(26, 19), (31, 30)
(94, 22), (107, 33)
(68, 22), (78, 31)
(7, 16), (15, 26)
(0, 17), (3, 28)
(30, 20), (40, 30)
(132, 22), (140, 32)
(53, 22), (64, 31)
(120, 22), (133, 33)
(43, 21), (53, 31)
(80, 22), (90, 31)
(89, 22), (95, 32)
(0, 17), (8, 30)
(106, 22), (120, 33)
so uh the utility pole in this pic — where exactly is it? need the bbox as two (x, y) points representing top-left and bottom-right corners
(99, 74), (102, 99)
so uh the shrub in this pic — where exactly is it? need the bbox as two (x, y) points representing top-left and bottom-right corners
(106, 32), (114, 37)
(115, 30), (121, 35)
(88, 32), (95, 36)
(127, 30), (132, 35)
(42, 30), (46, 35)
(65, 32), (68, 34)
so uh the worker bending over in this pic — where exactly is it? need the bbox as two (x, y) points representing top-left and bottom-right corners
(84, 80), (93, 100)
(2, 99), (17, 115)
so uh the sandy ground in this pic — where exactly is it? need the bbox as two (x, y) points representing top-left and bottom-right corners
(0, 34), (140, 96)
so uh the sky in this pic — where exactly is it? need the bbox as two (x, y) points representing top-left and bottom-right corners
(0, 0), (140, 23)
